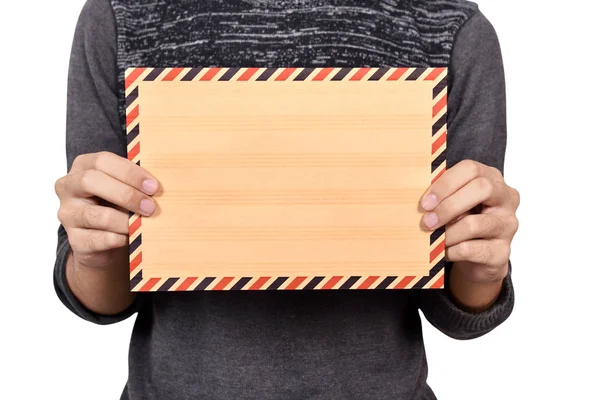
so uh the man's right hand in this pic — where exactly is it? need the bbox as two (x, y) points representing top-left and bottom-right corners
(54, 152), (158, 314)
(55, 151), (158, 268)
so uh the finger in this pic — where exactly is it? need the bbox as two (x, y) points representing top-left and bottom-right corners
(445, 214), (518, 246)
(421, 160), (503, 211)
(72, 151), (158, 195)
(67, 228), (128, 255)
(446, 239), (510, 268)
(422, 176), (507, 230)
(65, 169), (156, 216)
(59, 202), (129, 234)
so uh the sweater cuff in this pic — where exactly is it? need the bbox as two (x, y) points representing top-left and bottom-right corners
(419, 262), (515, 340)
(53, 227), (138, 325)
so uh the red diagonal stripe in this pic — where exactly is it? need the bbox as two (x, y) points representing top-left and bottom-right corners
(312, 67), (335, 81)
(394, 276), (416, 289)
(129, 252), (142, 272)
(432, 167), (446, 183)
(433, 94), (447, 117)
(358, 276), (380, 290)
(129, 215), (142, 236)
(127, 142), (140, 161)
(213, 277), (234, 290)
(285, 276), (307, 290)
(387, 68), (409, 81)
(249, 277), (271, 290)
(162, 68), (185, 81)
(200, 68), (222, 81)
(350, 68), (371, 81)
(431, 274), (445, 289)
(275, 68), (297, 81)
(125, 68), (146, 90)
(177, 277), (198, 291)
(432, 131), (447, 155)
(321, 276), (343, 289)
(430, 240), (446, 263)
(126, 105), (139, 127)
(238, 68), (260, 81)
(425, 68), (444, 81)
(285, 277), (306, 290)
(140, 277), (161, 291)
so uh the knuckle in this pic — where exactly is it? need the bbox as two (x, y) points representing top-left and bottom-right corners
(476, 244), (494, 265)
(79, 170), (96, 192)
(463, 159), (481, 178)
(475, 177), (494, 197)
(507, 215), (519, 235)
(457, 241), (473, 259)
(54, 177), (65, 196)
(94, 151), (112, 171)
(72, 154), (86, 169)
(512, 187), (521, 208)
(85, 234), (101, 253)
(486, 214), (504, 237)
(82, 206), (101, 229)
(465, 215), (480, 236)
(121, 188), (139, 206)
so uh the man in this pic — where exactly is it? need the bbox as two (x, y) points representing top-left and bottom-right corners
(54, 0), (519, 398)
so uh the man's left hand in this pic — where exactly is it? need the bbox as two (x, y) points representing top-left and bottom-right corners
(421, 160), (520, 312)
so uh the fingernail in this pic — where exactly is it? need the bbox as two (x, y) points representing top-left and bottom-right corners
(142, 179), (158, 195)
(421, 194), (438, 211)
(140, 199), (155, 215)
(423, 212), (439, 229)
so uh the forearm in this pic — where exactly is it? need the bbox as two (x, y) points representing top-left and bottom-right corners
(449, 262), (505, 313)
(65, 250), (136, 316)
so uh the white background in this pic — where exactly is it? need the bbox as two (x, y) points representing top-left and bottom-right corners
(1, 0), (598, 399)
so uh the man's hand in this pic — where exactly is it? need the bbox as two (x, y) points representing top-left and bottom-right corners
(54, 151), (159, 315)
(421, 160), (520, 312)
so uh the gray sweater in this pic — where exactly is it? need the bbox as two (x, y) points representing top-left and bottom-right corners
(54, 1), (514, 398)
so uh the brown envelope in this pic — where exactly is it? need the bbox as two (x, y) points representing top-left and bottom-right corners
(126, 67), (447, 292)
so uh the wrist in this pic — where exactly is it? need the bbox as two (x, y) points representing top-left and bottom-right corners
(449, 263), (505, 313)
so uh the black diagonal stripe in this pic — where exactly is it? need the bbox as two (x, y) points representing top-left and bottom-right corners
(433, 77), (447, 99)
(368, 67), (390, 81)
(181, 68), (203, 81)
(130, 271), (143, 290)
(430, 227), (445, 245)
(429, 259), (445, 276)
(406, 67), (428, 81)
(432, 113), (447, 136)
(125, 88), (138, 109)
(256, 68), (278, 81)
(157, 278), (179, 292)
(136, 160), (141, 166)
(128, 211), (135, 219)
(302, 276), (325, 290)
(267, 277), (288, 290)
(412, 276), (430, 289)
(376, 276), (397, 290)
(293, 68), (315, 81)
(194, 277), (216, 291)
(126, 124), (139, 146)
(413, 259), (446, 289)
(231, 277), (252, 290)
(144, 68), (165, 81)
(129, 234), (142, 255)
(340, 276), (361, 289)
(431, 149), (446, 173)
(219, 68), (241, 81)
(331, 68), (353, 81)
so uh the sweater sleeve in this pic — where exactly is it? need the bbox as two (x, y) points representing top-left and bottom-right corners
(418, 10), (515, 340)
(53, 0), (137, 325)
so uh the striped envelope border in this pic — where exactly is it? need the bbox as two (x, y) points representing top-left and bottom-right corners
(125, 67), (447, 292)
